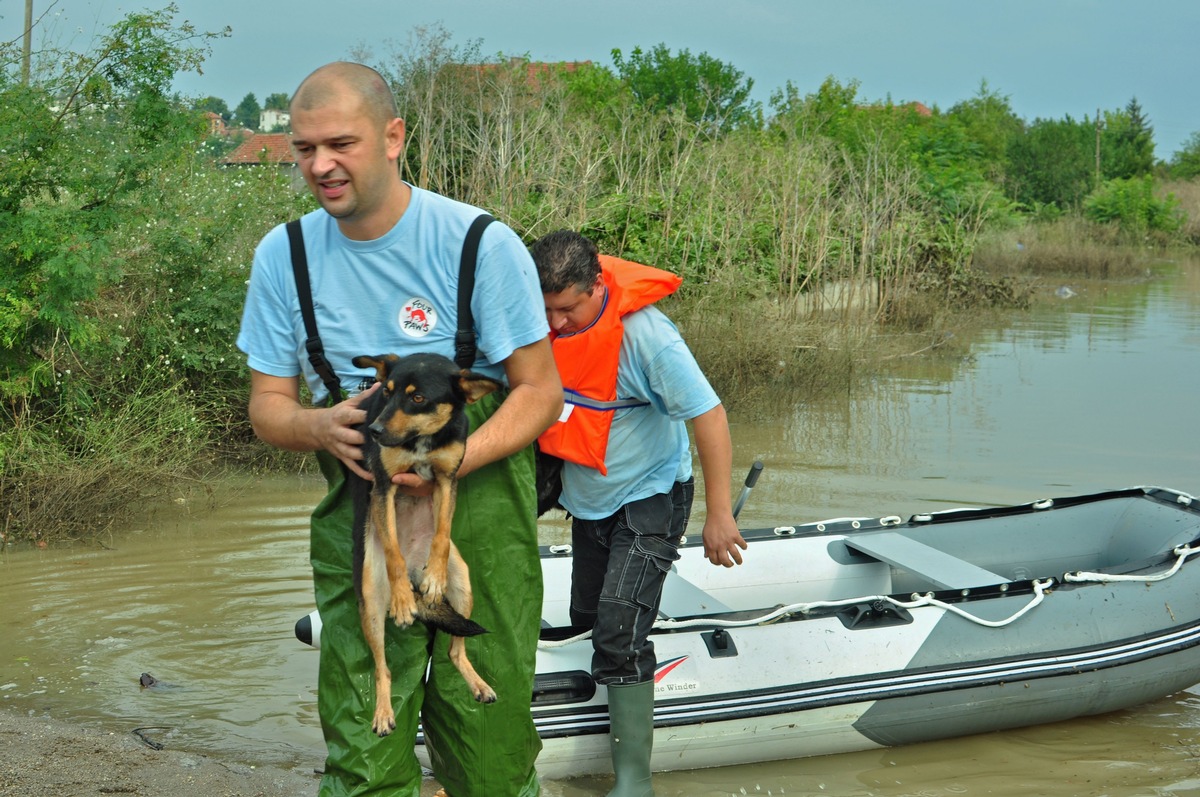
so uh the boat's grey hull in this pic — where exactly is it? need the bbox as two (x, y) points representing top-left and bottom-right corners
(525, 487), (1200, 776)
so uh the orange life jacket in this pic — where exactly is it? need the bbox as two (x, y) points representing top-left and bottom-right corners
(537, 255), (682, 475)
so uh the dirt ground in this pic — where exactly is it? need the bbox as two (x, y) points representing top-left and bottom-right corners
(0, 708), (468, 796)
(0, 708), (319, 797)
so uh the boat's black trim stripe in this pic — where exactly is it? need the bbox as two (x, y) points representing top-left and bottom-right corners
(731, 487), (1200, 542)
(531, 620), (1200, 738)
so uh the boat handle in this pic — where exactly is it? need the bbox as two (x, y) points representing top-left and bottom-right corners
(880, 515), (902, 526)
(1032, 499), (1053, 510)
(548, 544), (573, 555)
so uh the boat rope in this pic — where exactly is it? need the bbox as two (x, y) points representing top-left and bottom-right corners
(1063, 543), (1200, 584)
(537, 578), (1056, 649)
(890, 578), (1054, 628)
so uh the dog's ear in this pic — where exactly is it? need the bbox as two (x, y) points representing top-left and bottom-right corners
(457, 372), (503, 405)
(352, 354), (400, 384)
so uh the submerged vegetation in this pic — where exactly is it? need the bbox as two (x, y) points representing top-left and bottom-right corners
(2, 12), (1197, 543)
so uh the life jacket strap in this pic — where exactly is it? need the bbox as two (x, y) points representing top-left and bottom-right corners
(563, 389), (650, 411)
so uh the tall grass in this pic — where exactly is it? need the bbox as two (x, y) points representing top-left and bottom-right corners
(974, 219), (1146, 280)
(1, 375), (214, 544)
(1162, 179), (1200, 245)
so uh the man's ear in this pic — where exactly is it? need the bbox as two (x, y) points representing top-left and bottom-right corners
(385, 117), (406, 161)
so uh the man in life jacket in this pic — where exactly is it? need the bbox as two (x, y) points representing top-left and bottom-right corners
(530, 230), (747, 797)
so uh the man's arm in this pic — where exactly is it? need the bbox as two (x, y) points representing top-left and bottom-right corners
(460, 336), (563, 476)
(248, 369), (378, 480)
(691, 403), (748, 567)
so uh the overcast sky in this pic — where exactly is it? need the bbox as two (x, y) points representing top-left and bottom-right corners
(5, 0), (1198, 158)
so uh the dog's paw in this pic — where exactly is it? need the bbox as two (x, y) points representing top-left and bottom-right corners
(389, 587), (417, 627)
(372, 707), (396, 737)
(473, 683), (497, 704)
(418, 570), (448, 604)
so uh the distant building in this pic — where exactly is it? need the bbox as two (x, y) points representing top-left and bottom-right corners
(861, 101), (933, 117)
(260, 108), (291, 132)
(221, 132), (295, 166)
(202, 111), (228, 137)
(220, 132), (302, 188)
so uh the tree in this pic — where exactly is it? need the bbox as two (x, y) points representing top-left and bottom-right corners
(1169, 130), (1200, 180)
(194, 95), (230, 120)
(233, 92), (261, 130)
(947, 80), (1024, 183)
(0, 5), (227, 396)
(1006, 115), (1096, 209)
(768, 76), (860, 142)
(1101, 97), (1155, 180)
(263, 92), (290, 111)
(561, 62), (631, 119)
(611, 43), (759, 133)
(368, 23), (483, 191)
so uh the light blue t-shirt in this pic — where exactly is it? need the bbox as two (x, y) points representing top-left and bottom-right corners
(559, 306), (721, 520)
(237, 187), (549, 403)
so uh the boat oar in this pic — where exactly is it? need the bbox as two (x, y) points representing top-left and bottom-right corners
(732, 460), (763, 521)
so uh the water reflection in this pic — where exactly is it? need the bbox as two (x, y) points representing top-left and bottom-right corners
(3, 256), (1200, 794)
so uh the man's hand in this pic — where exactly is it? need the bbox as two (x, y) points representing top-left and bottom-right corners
(247, 370), (380, 480)
(701, 512), (748, 567)
(689, 403), (746, 567)
(322, 383), (379, 480)
(390, 471), (435, 497)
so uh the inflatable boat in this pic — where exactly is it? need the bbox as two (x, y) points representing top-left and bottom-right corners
(297, 485), (1200, 777)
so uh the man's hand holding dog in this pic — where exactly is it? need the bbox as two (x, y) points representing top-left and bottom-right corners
(248, 372), (383, 481)
(322, 383), (380, 480)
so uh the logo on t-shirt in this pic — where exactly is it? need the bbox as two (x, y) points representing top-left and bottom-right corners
(400, 298), (438, 337)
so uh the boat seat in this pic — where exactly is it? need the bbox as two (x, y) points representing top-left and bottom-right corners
(842, 532), (1005, 590)
(658, 569), (732, 618)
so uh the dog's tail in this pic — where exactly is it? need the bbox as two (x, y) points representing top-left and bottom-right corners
(418, 597), (489, 637)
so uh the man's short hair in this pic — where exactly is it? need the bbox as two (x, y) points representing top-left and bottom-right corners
(530, 230), (601, 294)
(291, 61), (398, 126)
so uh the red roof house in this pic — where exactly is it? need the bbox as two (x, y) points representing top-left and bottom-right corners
(221, 133), (296, 166)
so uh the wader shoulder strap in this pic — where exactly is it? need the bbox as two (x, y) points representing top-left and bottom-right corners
(285, 219), (342, 405)
(285, 214), (494, 399)
(455, 213), (494, 369)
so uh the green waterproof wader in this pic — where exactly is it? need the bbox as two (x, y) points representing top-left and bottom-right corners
(309, 391), (543, 797)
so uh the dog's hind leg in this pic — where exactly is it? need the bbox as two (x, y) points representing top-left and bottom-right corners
(443, 544), (496, 704)
(360, 527), (398, 736)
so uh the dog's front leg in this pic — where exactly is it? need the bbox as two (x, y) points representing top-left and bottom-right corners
(371, 484), (416, 626)
(419, 475), (457, 603)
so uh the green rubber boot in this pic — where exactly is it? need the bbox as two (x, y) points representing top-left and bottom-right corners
(605, 681), (655, 797)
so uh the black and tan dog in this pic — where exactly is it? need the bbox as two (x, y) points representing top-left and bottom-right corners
(350, 352), (501, 737)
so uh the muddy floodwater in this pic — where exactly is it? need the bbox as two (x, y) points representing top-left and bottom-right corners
(4, 256), (1200, 796)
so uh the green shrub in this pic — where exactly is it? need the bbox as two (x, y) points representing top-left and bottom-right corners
(1083, 176), (1184, 237)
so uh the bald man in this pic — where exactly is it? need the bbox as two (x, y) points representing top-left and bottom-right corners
(238, 62), (560, 797)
